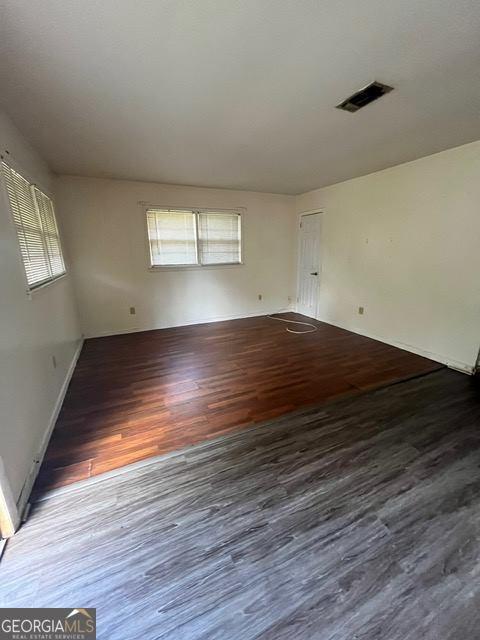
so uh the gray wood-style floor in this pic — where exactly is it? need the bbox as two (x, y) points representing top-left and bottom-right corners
(2, 369), (480, 639)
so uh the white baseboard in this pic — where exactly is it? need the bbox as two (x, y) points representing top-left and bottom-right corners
(296, 309), (474, 375)
(16, 338), (84, 518)
(85, 307), (293, 339)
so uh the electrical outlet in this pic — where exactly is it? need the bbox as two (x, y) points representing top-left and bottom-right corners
(129, 306), (136, 315)
(51, 355), (57, 369)
(258, 294), (262, 301)
(358, 306), (364, 315)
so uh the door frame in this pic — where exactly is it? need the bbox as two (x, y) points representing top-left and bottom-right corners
(296, 209), (323, 319)
(0, 457), (20, 538)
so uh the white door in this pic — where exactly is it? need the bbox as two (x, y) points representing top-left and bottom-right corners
(297, 212), (321, 318)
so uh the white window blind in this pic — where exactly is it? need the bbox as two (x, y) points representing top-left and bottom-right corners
(146, 209), (197, 265)
(2, 162), (66, 289)
(198, 212), (241, 265)
(146, 208), (241, 267)
(33, 186), (66, 278)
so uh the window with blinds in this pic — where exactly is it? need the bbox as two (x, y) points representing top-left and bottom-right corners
(146, 208), (242, 267)
(2, 162), (66, 289)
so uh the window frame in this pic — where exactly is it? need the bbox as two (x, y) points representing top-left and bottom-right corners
(1, 159), (67, 293)
(144, 206), (244, 270)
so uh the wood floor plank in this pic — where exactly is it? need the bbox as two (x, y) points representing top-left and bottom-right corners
(2, 369), (479, 639)
(34, 313), (442, 493)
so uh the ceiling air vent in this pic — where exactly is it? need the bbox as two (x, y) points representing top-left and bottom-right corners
(336, 81), (394, 113)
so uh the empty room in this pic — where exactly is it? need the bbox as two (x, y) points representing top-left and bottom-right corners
(1, 1), (480, 638)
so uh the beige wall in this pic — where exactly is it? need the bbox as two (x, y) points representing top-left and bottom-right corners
(0, 110), (81, 503)
(55, 176), (296, 338)
(295, 140), (480, 372)
(56, 141), (480, 371)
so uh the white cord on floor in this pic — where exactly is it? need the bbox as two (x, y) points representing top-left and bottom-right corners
(267, 315), (318, 334)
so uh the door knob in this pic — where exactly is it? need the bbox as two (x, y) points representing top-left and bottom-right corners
(310, 272), (318, 276)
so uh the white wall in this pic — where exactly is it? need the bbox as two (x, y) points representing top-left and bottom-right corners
(0, 110), (81, 504)
(296, 140), (480, 372)
(55, 176), (296, 338)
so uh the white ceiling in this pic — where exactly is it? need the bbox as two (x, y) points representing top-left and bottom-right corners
(1, 0), (480, 195)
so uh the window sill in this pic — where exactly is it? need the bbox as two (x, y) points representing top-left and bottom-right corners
(27, 272), (68, 298)
(148, 262), (244, 272)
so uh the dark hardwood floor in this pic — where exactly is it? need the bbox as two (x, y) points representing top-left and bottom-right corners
(35, 313), (442, 493)
(3, 369), (480, 638)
